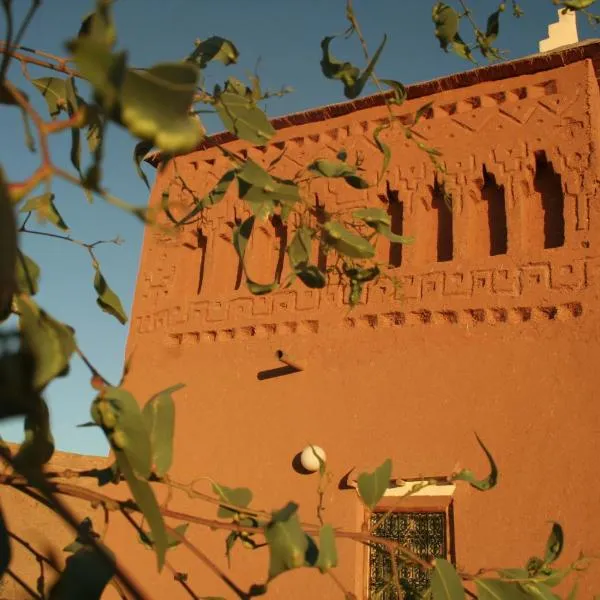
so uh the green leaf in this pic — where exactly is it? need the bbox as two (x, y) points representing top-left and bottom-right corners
(431, 558), (465, 600)
(142, 384), (184, 477)
(20, 193), (69, 231)
(381, 79), (407, 105)
(0, 168), (16, 321)
(452, 433), (498, 491)
(353, 207), (414, 244)
(17, 297), (76, 390)
(265, 503), (309, 580)
(211, 483), (253, 519)
(373, 125), (391, 183)
(48, 545), (115, 600)
(93, 267), (128, 325)
(315, 524), (337, 573)
(567, 581), (579, 600)
(415, 101), (434, 124)
(216, 90), (275, 145)
(322, 221), (376, 259)
(141, 523), (189, 550)
(65, 78), (83, 178)
(92, 386), (152, 479)
(357, 458), (392, 510)
(499, 569), (529, 579)
(115, 444), (167, 571)
(544, 523), (564, 564)
(78, 0), (116, 48)
(232, 216), (255, 263)
(186, 36), (239, 68)
(309, 159), (355, 178)
(15, 252), (40, 296)
(247, 280), (279, 295)
(288, 226), (312, 268)
(13, 398), (54, 471)
(31, 77), (68, 119)
(320, 35), (387, 99)
(0, 505), (10, 578)
(485, 6), (504, 43)
(236, 160), (299, 220)
(69, 38), (204, 154)
(133, 140), (153, 189)
(475, 579), (531, 600)
(432, 3), (460, 50)
(521, 582), (560, 600)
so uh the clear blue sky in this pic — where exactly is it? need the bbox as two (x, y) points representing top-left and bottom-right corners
(0, 1), (596, 456)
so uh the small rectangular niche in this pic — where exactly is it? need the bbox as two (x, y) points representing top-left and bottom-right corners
(533, 151), (565, 249)
(432, 180), (453, 262)
(481, 166), (508, 256)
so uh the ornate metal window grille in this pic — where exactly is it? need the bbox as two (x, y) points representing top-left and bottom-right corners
(368, 511), (448, 599)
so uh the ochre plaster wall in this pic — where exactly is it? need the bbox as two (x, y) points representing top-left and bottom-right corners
(3, 48), (600, 600)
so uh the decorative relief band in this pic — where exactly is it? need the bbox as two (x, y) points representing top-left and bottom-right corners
(161, 302), (583, 347)
(133, 256), (598, 338)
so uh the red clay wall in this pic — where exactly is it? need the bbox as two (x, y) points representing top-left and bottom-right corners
(4, 50), (600, 600)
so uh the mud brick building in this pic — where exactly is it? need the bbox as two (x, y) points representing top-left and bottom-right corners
(4, 39), (600, 599)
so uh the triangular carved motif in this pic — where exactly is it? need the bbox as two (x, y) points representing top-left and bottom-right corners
(498, 103), (536, 124)
(538, 95), (567, 114)
(451, 108), (494, 132)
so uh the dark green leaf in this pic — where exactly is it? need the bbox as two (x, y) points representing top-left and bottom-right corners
(65, 78), (83, 177)
(17, 297), (75, 390)
(31, 77), (68, 119)
(322, 221), (376, 259)
(93, 267), (128, 325)
(265, 503), (309, 580)
(315, 524), (337, 573)
(212, 483), (253, 519)
(20, 193), (69, 231)
(49, 545), (115, 600)
(186, 36), (239, 68)
(344, 175), (370, 189)
(0, 505), (10, 578)
(15, 252), (40, 296)
(373, 125), (391, 182)
(134, 140), (154, 189)
(381, 79), (407, 105)
(0, 168), (16, 321)
(297, 265), (327, 289)
(143, 384), (184, 477)
(452, 433), (498, 491)
(344, 265), (380, 284)
(357, 458), (392, 510)
(432, 3), (460, 50)
(216, 90), (275, 145)
(475, 579), (530, 600)
(78, 0), (116, 48)
(544, 523), (564, 564)
(485, 6), (504, 43)
(431, 558), (465, 600)
(320, 35), (387, 99)
(13, 398), (54, 471)
(415, 101), (434, 124)
(232, 216), (255, 263)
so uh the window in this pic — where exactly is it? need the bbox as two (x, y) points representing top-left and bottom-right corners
(533, 151), (564, 249)
(365, 486), (455, 600)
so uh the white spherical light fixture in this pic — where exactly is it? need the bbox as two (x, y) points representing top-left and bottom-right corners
(300, 445), (326, 473)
